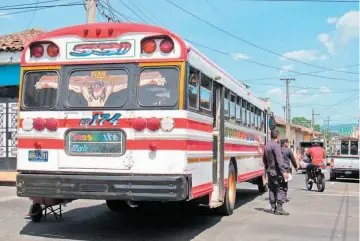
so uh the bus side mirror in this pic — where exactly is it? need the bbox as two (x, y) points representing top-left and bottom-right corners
(269, 115), (276, 130)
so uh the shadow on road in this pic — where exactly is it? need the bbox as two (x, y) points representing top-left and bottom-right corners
(329, 178), (359, 184)
(19, 189), (261, 241)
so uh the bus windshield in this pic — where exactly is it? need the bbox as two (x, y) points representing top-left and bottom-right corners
(21, 66), (180, 109)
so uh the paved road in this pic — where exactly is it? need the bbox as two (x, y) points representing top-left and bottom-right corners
(0, 172), (358, 241)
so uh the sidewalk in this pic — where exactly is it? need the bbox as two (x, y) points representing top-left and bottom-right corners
(0, 172), (17, 185)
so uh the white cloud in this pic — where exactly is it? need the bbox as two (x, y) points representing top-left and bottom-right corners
(317, 33), (335, 55)
(327, 17), (338, 24)
(266, 88), (283, 96)
(320, 55), (328, 61)
(0, 12), (11, 19)
(320, 86), (331, 93)
(335, 10), (359, 43)
(279, 65), (293, 75)
(280, 50), (324, 62)
(231, 52), (250, 60)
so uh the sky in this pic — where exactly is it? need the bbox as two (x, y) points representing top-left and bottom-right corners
(0, 0), (359, 127)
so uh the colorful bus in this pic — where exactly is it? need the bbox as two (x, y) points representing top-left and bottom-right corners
(16, 23), (272, 221)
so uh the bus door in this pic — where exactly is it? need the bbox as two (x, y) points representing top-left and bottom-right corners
(212, 82), (225, 202)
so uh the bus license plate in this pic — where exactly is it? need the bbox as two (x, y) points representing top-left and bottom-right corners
(28, 150), (48, 162)
(345, 171), (352, 175)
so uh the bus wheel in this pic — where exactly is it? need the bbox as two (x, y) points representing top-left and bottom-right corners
(106, 200), (129, 212)
(218, 162), (236, 216)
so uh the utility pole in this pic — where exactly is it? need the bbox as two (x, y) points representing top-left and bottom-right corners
(311, 108), (320, 138)
(323, 116), (330, 152)
(281, 78), (295, 140)
(87, 0), (97, 23)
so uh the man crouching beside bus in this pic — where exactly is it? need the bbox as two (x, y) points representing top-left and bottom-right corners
(263, 130), (290, 215)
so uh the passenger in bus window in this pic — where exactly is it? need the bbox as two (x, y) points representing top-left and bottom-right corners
(188, 71), (198, 109)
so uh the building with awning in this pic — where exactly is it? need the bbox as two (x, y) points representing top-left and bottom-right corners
(0, 28), (45, 183)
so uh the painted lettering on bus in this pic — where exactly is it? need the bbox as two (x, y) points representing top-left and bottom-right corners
(79, 113), (121, 127)
(69, 42), (132, 57)
(224, 127), (259, 142)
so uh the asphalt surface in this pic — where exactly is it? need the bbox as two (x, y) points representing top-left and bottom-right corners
(0, 171), (358, 241)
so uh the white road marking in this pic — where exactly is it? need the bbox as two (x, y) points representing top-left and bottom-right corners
(308, 193), (359, 197)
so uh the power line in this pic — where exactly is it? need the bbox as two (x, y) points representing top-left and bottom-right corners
(27, 0), (39, 28)
(126, 0), (156, 25)
(117, 0), (148, 23)
(97, 0), (134, 22)
(0, 0), (62, 10)
(165, 0), (359, 75)
(0, 3), (83, 17)
(234, 0), (359, 2)
(186, 39), (357, 82)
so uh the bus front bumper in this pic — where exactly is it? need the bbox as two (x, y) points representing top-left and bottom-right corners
(16, 173), (191, 201)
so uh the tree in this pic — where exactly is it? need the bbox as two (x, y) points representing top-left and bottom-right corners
(292, 116), (320, 131)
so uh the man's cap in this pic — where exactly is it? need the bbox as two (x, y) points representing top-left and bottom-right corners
(280, 138), (289, 143)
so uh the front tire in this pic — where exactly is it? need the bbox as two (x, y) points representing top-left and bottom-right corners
(218, 162), (236, 216)
(106, 200), (130, 212)
(330, 171), (336, 181)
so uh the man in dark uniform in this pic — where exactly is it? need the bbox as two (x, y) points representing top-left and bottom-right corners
(280, 138), (298, 203)
(263, 129), (289, 215)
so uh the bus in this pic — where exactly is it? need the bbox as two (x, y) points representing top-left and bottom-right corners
(16, 23), (273, 221)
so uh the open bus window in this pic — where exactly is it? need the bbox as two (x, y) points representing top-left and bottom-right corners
(350, 141), (358, 155)
(199, 73), (212, 115)
(230, 94), (236, 123)
(341, 141), (349, 155)
(138, 67), (178, 107)
(188, 68), (199, 110)
(242, 99), (247, 126)
(23, 71), (58, 108)
(66, 69), (128, 108)
(224, 90), (230, 119)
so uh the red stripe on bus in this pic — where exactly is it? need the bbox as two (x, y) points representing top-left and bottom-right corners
(17, 138), (260, 152)
(237, 169), (264, 183)
(18, 118), (213, 132)
(192, 182), (213, 199)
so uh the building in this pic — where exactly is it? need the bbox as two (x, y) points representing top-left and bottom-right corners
(351, 126), (360, 139)
(0, 29), (45, 182)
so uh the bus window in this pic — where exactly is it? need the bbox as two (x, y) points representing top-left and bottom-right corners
(260, 110), (265, 131)
(247, 103), (251, 127)
(138, 67), (178, 107)
(224, 89), (230, 119)
(188, 67), (199, 110)
(341, 141), (349, 155)
(230, 93), (236, 123)
(67, 69), (128, 108)
(236, 96), (241, 125)
(200, 73), (212, 115)
(251, 105), (255, 128)
(242, 99), (247, 126)
(255, 108), (259, 129)
(350, 141), (358, 155)
(22, 71), (59, 108)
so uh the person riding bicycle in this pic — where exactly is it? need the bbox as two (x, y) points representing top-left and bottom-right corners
(306, 138), (326, 183)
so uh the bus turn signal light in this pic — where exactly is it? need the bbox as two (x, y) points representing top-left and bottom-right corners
(142, 39), (156, 54)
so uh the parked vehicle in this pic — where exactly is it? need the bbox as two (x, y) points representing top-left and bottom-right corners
(330, 137), (359, 181)
(16, 22), (272, 222)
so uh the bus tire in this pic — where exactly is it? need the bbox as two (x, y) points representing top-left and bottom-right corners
(106, 200), (129, 212)
(218, 162), (236, 216)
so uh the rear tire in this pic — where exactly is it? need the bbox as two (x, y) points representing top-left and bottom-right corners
(305, 173), (313, 190)
(106, 200), (129, 212)
(29, 203), (43, 223)
(258, 175), (268, 193)
(317, 174), (325, 192)
(218, 163), (236, 216)
(330, 171), (336, 181)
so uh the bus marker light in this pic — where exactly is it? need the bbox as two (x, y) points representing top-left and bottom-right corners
(160, 39), (174, 53)
(96, 28), (101, 36)
(30, 44), (44, 58)
(22, 118), (34, 131)
(132, 117), (147, 131)
(46, 118), (58, 131)
(47, 44), (59, 57)
(147, 117), (160, 131)
(142, 39), (156, 54)
(160, 117), (174, 131)
(33, 118), (46, 131)
(149, 143), (157, 151)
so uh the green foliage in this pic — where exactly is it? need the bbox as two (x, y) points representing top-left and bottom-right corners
(292, 116), (320, 132)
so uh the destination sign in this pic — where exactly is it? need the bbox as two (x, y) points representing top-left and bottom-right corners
(66, 130), (125, 156)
